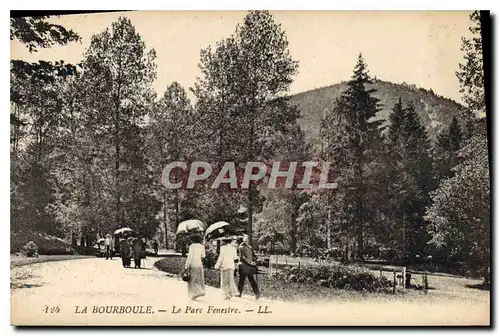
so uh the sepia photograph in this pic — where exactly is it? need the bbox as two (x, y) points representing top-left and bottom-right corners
(9, 9), (491, 326)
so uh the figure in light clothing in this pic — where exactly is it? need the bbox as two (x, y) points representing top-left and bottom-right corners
(105, 234), (113, 260)
(184, 234), (206, 301)
(215, 238), (239, 300)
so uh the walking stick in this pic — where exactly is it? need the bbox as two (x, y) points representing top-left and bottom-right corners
(254, 264), (260, 298)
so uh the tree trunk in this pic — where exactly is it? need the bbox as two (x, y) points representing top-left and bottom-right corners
(114, 78), (122, 229)
(290, 202), (298, 254)
(327, 210), (332, 250)
(355, 167), (364, 262)
(247, 184), (253, 247)
(356, 220), (364, 262)
(164, 192), (169, 250)
(247, 115), (255, 247)
(175, 189), (179, 232)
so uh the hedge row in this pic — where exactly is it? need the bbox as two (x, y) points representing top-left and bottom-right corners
(275, 263), (393, 292)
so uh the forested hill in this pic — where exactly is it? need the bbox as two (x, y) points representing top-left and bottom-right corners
(289, 79), (468, 148)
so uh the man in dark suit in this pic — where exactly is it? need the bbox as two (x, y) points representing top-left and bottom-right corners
(237, 234), (260, 300)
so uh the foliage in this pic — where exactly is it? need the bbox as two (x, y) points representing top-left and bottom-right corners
(274, 263), (393, 292)
(433, 116), (464, 181)
(426, 119), (490, 274)
(21, 241), (38, 257)
(384, 98), (434, 262)
(426, 11), (489, 281)
(10, 15), (81, 237)
(146, 82), (195, 246)
(191, 10), (300, 244)
(54, 17), (160, 238)
(456, 11), (485, 116)
(11, 16), (80, 52)
(11, 230), (78, 255)
(202, 249), (219, 269)
(10, 15), (80, 127)
(319, 54), (383, 261)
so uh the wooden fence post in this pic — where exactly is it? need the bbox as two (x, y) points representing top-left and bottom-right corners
(402, 267), (406, 292)
(393, 271), (396, 294)
(276, 255), (279, 275)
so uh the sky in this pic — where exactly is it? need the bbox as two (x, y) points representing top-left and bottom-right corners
(10, 10), (474, 104)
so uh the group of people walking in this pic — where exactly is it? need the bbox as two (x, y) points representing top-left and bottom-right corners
(184, 233), (260, 301)
(103, 233), (147, 268)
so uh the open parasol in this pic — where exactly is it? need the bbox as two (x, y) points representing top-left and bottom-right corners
(114, 227), (133, 235)
(205, 221), (232, 240)
(176, 219), (206, 235)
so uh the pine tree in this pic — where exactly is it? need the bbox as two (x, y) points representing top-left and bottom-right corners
(433, 116), (463, 181)
(386, 99), (434, 263)
(320, 54), (382, 261)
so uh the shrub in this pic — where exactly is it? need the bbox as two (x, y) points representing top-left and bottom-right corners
(275, 263), (393, 293)
(11, 230), (75, 255)
(203, 249), (218, 269)
(22, 241), (38, 257)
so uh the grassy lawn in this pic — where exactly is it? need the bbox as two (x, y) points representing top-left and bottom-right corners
(154, 255), (490, 305)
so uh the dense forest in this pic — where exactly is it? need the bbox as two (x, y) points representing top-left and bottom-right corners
(10, 11), (489, 279)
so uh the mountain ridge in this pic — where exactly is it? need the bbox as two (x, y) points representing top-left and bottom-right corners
(289, 79), (467, 149)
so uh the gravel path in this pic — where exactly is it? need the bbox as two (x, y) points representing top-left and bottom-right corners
(10, 257), (490, 326)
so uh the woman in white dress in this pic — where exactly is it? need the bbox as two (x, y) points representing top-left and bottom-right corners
(184, 234), (206, 300)
(214, 238), (239, 300)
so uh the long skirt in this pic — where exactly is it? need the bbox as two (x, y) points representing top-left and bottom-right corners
(122, 257), (131, 267)
(188, 267), (205, 300)
(220, 269), (238, 299)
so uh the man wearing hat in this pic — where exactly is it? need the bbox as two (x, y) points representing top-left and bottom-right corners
(237, 234), (260, 300)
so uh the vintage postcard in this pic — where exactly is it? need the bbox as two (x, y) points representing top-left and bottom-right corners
(10, 10), (490, 326)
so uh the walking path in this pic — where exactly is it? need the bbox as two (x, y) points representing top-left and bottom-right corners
(11, 257), (490, 326)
